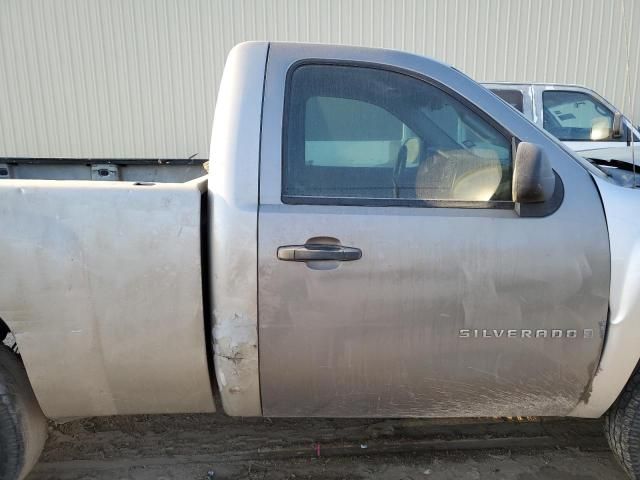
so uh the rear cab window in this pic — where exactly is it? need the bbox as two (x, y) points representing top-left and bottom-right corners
(490, 89), (524, 113)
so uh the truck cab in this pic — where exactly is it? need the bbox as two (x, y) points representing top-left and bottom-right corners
(2, 42), (640, 480)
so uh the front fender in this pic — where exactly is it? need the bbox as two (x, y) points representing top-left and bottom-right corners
(570, 175), (640, 417)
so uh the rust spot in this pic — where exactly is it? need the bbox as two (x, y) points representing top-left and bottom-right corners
(578, 360), (597, 404)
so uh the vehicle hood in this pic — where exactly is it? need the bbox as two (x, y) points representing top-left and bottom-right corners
(578, 145), (640, 188)
(578, 145), (640, 164)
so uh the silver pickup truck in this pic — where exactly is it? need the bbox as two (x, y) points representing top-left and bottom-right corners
(2, 42), (640, 480)
(485, 82), (640, 153)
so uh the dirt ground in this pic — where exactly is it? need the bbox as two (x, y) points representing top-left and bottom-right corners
(28, 412), (628, 480)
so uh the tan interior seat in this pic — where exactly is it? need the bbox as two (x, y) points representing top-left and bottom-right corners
(415, 148), (503, 201)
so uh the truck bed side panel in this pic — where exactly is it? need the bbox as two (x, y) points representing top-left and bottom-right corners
(0, 178), (215, 418)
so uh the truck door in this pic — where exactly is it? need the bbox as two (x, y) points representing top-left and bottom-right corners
(258, 44), (610, 417)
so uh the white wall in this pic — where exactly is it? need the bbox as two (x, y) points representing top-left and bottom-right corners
(0, 0), (638, 159)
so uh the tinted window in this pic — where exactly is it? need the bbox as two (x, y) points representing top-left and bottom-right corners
(490, 89), (524, 113)
(284, 65), (513, 205)
(305, 97), (403, 167)
(543, 90), (623, 142)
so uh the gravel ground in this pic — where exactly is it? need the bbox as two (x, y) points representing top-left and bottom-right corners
(27, 412), (628, 480)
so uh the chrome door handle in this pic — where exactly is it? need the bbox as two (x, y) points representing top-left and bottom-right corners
(277, 244), (362, 262)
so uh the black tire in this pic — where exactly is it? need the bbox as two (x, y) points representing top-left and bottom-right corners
(0, 346), (48, 480)
(605, 368), (640, 479)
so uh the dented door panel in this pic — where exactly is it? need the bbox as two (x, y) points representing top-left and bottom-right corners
(258, 43), (610, 418)
(258, 203), (609, 417)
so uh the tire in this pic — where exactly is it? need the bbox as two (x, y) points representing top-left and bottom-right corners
(605, 368), (640, 479)
(0, 346), (48, 480)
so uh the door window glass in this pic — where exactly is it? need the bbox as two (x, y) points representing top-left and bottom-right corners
(542, 90), (623, 142)
(490, 89), (524, 113)
(284, 65), (513, 205)
(305, 96), (404, 168)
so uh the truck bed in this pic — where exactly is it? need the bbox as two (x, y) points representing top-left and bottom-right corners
(0, 176), (214, 418)
(0, 158), (207, 183)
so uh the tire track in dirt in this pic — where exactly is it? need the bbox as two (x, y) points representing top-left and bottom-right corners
(28, 413), (627, 479)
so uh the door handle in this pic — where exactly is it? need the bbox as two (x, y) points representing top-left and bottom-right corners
(277, 244), (362, 262)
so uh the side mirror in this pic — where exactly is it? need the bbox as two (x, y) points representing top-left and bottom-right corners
(512, 142), (555, 205)
(613, 111), (623, 138)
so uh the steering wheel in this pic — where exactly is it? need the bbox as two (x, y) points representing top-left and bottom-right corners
(393, 143), (408, 198)
(393, 138), (425, 198)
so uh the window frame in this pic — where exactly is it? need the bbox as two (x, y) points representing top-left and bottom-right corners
(541, 89), (622, 142)
(281, 60), (519, 209)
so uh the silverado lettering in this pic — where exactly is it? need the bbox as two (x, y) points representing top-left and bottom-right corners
(458, 329), (596, 339)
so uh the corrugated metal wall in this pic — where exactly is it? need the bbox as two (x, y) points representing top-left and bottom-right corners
(0, 0), (638, 160)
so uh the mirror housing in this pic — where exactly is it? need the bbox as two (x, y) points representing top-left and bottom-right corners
(613, 111), (623, 138)
(512, 142), (555, 204)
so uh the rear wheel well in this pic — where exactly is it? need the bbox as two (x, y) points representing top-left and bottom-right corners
(0, 317), (18, 354)
(0, 317), (9, 343)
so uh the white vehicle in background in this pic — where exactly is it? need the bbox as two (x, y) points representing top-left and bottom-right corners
(484, 83), (639, 153)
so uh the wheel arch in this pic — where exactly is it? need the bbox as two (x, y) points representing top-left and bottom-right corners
(0, 316), (9, 342)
